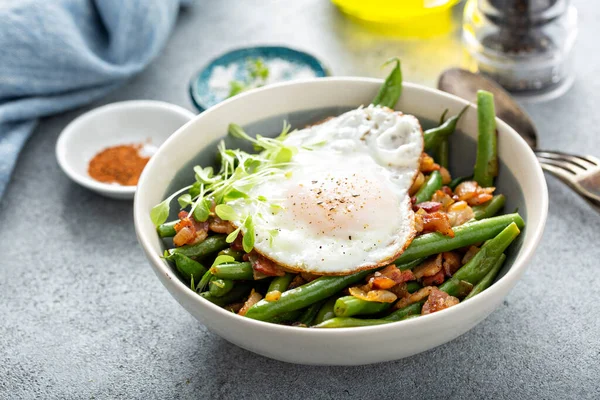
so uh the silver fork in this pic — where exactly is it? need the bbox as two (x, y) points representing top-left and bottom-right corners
(535, 150), (600, 207)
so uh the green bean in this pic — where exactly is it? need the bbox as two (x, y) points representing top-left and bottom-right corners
(382, 302), (423, 321)
(464, 253), (506, 300)
(372, 57), (402, 109)
(406, 281), (422, 293)
(449, 175), (472, 190)
(397, 258), (425, 271)
(334, 296), (392, 318)
(268, 273), (294, 293)
(209, 277), (235, 297)
(473, 194), (506, 220)
(439, 223), (519, 297)
(313, 296), (339, 325)
(437, 278), (474, 298)
(267, 310), (303, 324)
(436, 139), (450, 169)
(210, 262), (253, 280)
(171, 253), (207, 282)
(314, 303), (421, 328)
(473, 90), (498, 187)
(298, 301), (324, 326)
(314, 317), (392, 328)
(199, 283), (251, 306)
(423, 105), (469, 150)
(157, 221), (177, 238)
(168, 235), (228, 259)
(395, 213), (524, 265)
(244, 270), (372, 321)
(217, 248), (244, 261)
(197, 270), (213, 292)
(414, 170), (443, 203)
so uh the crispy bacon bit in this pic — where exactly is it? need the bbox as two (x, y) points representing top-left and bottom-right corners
(300, 272), (319, 283)
(462, 246), (480, 264)
(379, 264), (415, 284)
(442, 252), (462, 277)
(288, 274), (305, 289)
(173, 227), (195, 247)
(238, 289), (263, 316)
(421, 287), (459, 315)
(388, 282), (409, 298)
(454, 181), (495, 206)
(439, 167), (452, 184)
(447, 201), (475, 227)
(173, 211), (209, 246)
(414, 211), (424, 234)
(349, 287), (397, 303)
(413, 254), (443, 279)
(409, 172), (425, 196)
(413, 201), (442, 213)
(248, 253), (286, 277)
(265, 290), (281, 302)
(208, 216), (235, 234)
(231, 235), (244, 251)
(394, 286), (433, 309)
(422, 270), (445, 286)
(371, 276), (397, 290)
(421, 211), (455, 237)
(431, 189), (455, 211)
(420, 154), (440, 173)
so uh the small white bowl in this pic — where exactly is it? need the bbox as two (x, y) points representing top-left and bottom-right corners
(134, 79), (548, 365)
(56, 100), (195, 200)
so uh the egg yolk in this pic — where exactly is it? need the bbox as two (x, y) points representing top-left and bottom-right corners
(285, 170), (401, 238)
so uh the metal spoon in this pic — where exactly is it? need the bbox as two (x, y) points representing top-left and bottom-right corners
(438, 68), (600, 210)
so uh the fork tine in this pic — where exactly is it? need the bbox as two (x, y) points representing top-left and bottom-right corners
(535, 150), (590, 170)
(536, 150), (598, 169)
(538, 159), (576, 177)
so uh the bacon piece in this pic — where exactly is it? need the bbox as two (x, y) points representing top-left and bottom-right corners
(378, 264), (415, 284)
(413, 201), (442, 213)
(431, 189), (455, 211)
(421, 212), (455, 237)
(238, 289), (263, 316)
(442, 252), (462, 277)
(409, 172), (425, 196)
(422, 270), (445, 286)
(454, 181), (496, 206)
(248, 253), (286, 277)
(349, 287), (397, 303)
(231, 235), (244, 251)
(420, 154), (440, 173)
(288, 275), (305, 289)
(447, 201), (475, 227)
(394, 286), (433, 309)
(300, 272), (319, 283)
(413, 254), (443, 279)
(208, 216), (235, 234)
(173, 211), (208, 246)
(422, 287), (459, 315)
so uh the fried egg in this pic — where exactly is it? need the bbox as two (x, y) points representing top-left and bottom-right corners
(228, 105), (424, 275)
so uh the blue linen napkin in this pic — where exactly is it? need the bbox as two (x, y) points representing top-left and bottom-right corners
(0, 0), (189, 199)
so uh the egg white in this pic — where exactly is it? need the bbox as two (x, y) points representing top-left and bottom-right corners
(228, 105), (424, 275)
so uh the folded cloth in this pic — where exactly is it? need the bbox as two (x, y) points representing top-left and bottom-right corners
(0, 0), (189, 199)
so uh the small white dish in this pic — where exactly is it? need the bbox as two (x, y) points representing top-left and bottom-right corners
(56, 100), (195, 200)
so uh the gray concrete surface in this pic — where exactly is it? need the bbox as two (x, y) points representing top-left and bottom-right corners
(1, 1), (599, 398)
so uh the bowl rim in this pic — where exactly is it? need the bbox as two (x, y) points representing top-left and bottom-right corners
(134, 77), (548, 335)
(55, 100), (196, 195)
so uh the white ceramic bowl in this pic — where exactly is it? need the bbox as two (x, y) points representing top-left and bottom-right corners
(56, 100), (195, 200)
(134, 78), (548, 365)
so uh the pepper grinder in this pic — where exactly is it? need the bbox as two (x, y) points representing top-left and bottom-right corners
(463, 0), (578, 101)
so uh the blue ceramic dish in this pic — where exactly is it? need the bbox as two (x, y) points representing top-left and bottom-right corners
(189, 46), (329, 112)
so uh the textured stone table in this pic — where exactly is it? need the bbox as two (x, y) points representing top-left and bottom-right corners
(2, 1), (599, 398)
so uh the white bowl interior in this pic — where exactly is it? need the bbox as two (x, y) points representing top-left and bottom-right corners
(134, 79), (547, 365)
(56, 100), (195, 199)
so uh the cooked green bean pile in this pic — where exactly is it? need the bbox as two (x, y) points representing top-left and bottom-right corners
(153, 58), (523, 328)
